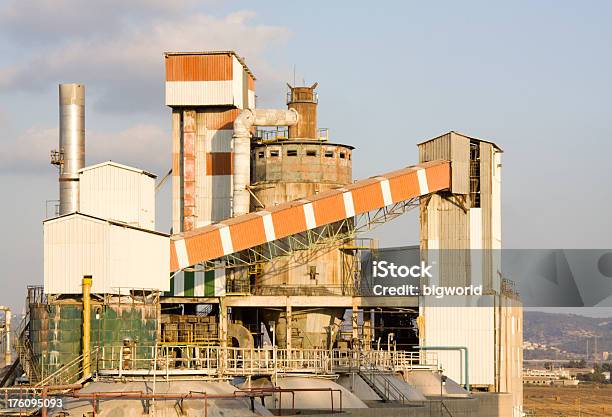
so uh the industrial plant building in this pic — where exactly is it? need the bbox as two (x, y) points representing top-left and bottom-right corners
(1, 51), (522, 417)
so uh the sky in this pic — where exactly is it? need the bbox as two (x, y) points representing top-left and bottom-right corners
(0, 0), (611, 316)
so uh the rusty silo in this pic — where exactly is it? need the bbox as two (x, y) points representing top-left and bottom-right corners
(250, 83), (355, 349)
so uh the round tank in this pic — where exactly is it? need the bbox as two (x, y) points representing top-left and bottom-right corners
(287, 84), (318, 139)
(251, 141), (354, 349)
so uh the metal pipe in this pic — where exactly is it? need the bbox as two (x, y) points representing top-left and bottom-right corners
(232, 108), (298, 217)
(417, 346), (469, 391)
(59, 83), (85, 215)
(82, 276), (92, 378)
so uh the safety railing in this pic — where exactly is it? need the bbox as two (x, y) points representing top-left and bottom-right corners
(95, 346), (437, 377)
(37, 347), (99, 387)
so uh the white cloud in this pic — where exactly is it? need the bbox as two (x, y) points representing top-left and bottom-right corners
(0, 3), (290, 114)
(0, 123), (170, 175)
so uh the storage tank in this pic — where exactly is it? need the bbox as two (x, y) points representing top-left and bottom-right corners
(251, 84), (354, 349)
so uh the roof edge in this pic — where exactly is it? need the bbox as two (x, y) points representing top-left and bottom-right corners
(43, 212), (170, 237)
(163, 50), (256, 80)
(418, 130), (503, 152)
(78, 161), (157, 178)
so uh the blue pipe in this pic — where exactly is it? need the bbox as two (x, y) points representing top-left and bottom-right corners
(416, 346), (469, 391)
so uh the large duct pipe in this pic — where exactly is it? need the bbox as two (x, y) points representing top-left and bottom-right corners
(232, 108), (298, 217)
(59, 84), (85, 215)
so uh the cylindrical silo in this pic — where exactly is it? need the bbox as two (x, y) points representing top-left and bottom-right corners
(59, 83), (85, 215)
(252, 84), (355, 349)
(287, 83), (318, 139)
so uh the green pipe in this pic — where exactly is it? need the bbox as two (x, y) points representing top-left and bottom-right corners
(417, 346), (469, 391)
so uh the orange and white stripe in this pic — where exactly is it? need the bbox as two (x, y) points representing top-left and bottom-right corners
(170, 160), (450, 271)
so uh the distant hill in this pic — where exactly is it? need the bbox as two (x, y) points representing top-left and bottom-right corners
(524, 311), (612, 360)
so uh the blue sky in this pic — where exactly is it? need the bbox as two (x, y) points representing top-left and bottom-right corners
(0, 0), (611, 315)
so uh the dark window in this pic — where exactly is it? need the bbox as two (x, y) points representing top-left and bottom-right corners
(324, 151), (334, 158)
(339, 152), (346, 159)
(287, 149), (298, 156)
(270, 150), (279, 157)
(306, 150), (317, 157)
(258, 151), (264, 159)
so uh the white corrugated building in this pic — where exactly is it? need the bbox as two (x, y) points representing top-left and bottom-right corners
(44, 161), (169, 295)
(78, 161), (156, 230)
(43, 213), (169, 294)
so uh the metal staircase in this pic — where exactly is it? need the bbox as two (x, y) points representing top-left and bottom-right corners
(357, 368), (409, 403)
(36, 347), (98, 387)
(14, 311), (40, 384)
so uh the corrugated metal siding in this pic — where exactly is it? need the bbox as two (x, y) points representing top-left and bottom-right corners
(165, 54), (233, 81)
(207, 175), (232, 223)
(449, 132), (470, 194)
(44, 215), (110, 294)
(422, 298), (496, 387)
(79, 164), (155, 230)
(44, 214), (169, 294)
(418, 132), (469, 194)
(165, 81), (234, 106)
(109, 224), (169, 292)
(232, 56), (244, 109)
(198, 109), (241, 131)
(480, 142), (493, 291)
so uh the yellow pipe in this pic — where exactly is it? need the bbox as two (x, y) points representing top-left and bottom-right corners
(82, 275), (92, 377)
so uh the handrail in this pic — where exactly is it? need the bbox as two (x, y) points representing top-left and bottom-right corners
(36, 346), (99, 387)
(92, 345), (437, 377)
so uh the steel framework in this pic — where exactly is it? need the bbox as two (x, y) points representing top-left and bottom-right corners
(184, 198), (419, 273)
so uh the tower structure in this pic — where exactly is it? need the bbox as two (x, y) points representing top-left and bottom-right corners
(165, 51), (255, 232)
(418, 131), (522, 416)
(249, 83), (355, 349)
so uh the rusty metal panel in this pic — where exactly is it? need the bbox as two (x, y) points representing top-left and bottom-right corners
(248, 74), (255, 90)
(172, 111), (182, 233)
(199, 108), (241, 131)
(165, 54), (233, 81)
(205, 152), (233, 175)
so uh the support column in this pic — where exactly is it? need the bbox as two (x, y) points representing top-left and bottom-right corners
(4, 309), (11, 364)
(219, 297), (228, 375)
(171, 111), (181, 233)
(286, 304), (292, 362)
(363, 309), (372, 351)
(182, 110), (197, 232)
(82, 276), (92, 377)
(351, 298), (359, 347)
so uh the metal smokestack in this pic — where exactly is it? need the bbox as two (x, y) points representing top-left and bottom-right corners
(57, 84), (85, 215)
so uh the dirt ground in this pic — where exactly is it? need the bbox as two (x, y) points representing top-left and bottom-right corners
(524, 384), (612, 416)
